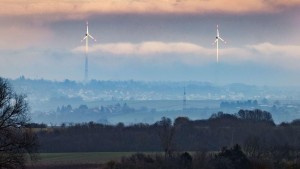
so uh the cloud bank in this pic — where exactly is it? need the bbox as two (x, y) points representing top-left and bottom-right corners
(248, 43), (300, 57)
(72, 41), (300, 68)
(73, 41), (214, 55)
(0, 25), (53, 50)
(1, 0), (299, 19)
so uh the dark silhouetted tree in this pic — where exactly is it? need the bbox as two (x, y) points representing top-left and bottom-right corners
(156, 117), (175, 158)
(179, 152), (193, 169)
(0, 78), (38, 169)
(237, 109), (273, 123)
(211, 144), (252, 169)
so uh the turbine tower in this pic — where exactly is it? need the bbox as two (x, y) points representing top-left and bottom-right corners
(81, 21), (96, 83)
(183, 87), (186, 113)
(213, 25), (226, 63)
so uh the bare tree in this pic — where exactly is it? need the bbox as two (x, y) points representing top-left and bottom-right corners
(156, 117), (175, 158)
(0, 78), (38, 169)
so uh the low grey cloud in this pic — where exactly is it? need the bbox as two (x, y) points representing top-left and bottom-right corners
(72, 41), (300, 69)
(247, 42), (300, 57)
(73, 41), (213, 55)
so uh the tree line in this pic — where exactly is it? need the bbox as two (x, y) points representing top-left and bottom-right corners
(35, 109), (300, 155)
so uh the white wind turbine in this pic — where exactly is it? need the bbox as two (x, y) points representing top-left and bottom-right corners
(81, 21), (96, 83)
(213, 25), (226, 63)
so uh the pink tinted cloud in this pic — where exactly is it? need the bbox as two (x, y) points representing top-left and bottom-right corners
(0, 0), (299, 20)
(0, 24), (53, 50)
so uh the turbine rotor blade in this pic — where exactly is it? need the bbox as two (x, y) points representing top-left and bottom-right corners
(81, 36), (87, 42)
(219, 37), (226, 43)
(88, 34), (97, 41)
(212, 39), (218, 45)
(86, 21), (89, 34)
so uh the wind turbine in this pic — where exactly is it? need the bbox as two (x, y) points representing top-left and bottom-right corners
(81, 21), (96, 83)
(213, 25), (226, 63)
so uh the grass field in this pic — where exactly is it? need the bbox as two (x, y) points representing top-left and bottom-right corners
(27, 152), (138, 168)
(33, 152), (136, 165)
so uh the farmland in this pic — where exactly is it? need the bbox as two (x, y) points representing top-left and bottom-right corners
(28, 152), (137, 169)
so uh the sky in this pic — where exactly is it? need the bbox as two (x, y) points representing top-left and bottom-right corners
(0, 0), (300, 86)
